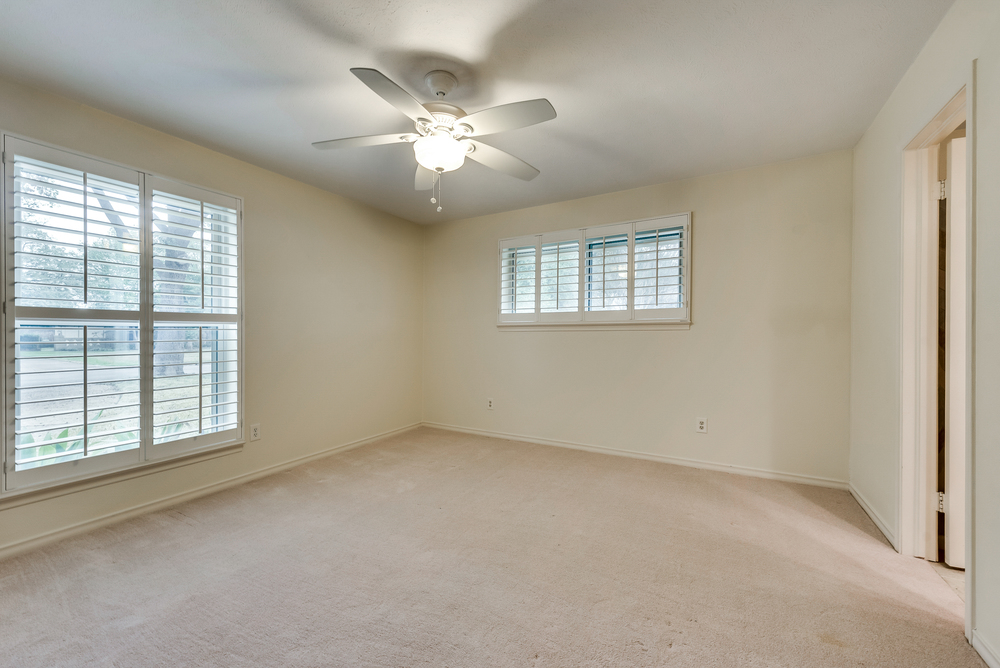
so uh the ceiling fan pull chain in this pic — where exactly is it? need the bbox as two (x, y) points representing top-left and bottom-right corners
(430, 170), (443, 212)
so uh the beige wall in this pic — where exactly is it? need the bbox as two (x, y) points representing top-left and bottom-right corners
(850, 0), (1000, 658)
(423, 151), (853, 485)
(0, 77), (424, 553)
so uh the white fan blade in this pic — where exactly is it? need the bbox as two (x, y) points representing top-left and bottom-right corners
(466, 140), (540, 181)
(312, 133), (418, 150)
(351, 68), (432, 123)
(415, 166), (436, 190)
(460, 99), (556, 137)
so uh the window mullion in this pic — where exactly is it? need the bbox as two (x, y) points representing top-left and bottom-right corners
(627, 225), (635, 320)
(140, 172), (152, 462)
(200, 200), (205, 311)
(83, 172), (88, 306)
(198, 326), (203, 435)
(577, 231), (585, 314)
(535, 237), (541, 314)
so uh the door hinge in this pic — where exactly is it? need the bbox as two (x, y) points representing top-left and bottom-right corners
(938, 491), (946, 513)
(939, 180), (947, 200)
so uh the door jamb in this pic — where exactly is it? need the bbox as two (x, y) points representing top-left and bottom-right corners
(898, 85), (971, 639)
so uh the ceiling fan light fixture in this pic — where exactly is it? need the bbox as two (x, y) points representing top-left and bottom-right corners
(413, 132), (467, 173)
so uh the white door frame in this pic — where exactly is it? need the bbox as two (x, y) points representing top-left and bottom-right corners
(899, 137), (940, 561)
(945, 136), (968, 571)
(898, 85), (972, 640)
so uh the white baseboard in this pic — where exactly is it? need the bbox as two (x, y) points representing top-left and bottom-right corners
(422, 422), (850, 491)
(849, 483), (898, 550)
(974, 633), (1000, 668)
(0, 422), (421, 562)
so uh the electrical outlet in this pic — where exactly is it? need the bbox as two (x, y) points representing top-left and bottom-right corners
(696, 417), (708, 433)
(487, 398), (494, 410)
(250, 423), (261, 441)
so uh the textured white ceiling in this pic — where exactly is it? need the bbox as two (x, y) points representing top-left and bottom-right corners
(0, 0), (954, 223)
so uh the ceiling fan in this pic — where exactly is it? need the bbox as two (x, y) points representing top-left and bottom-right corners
(312, 68), (556, 208)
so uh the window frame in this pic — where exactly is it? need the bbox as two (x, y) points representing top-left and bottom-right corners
(497, 213), (691, 329)
(1, 133), (244, 497)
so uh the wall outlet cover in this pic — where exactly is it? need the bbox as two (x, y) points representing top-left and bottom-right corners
(696, 418), (708, 433)
(250, 423), (261, 441)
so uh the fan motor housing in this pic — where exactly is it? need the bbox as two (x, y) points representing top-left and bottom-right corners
(423, 102), (466, 119)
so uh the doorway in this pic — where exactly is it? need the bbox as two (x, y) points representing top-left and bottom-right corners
(899, 87), (968, 620)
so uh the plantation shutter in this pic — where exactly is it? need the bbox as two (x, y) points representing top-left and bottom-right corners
(583, 223), (631, 321)
(152, 191), (238, 314)
(12, 155), (141, 311)
(633, 215), (688, 321)
(147, 177), (241, 459)
(498, 235), (539, 322)
(5, 138), (143, 489)
(497, 215), (690, 327)
(538, 230), (581, 322)
(13, 321), (142, 472)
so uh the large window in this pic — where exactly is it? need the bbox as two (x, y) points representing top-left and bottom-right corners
(498, 214), (690, 326)
(3, 136), (242, 493)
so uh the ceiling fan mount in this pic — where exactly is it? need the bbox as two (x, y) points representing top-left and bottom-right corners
(312, 68), (557, 206)
(424, 70), (458, 99)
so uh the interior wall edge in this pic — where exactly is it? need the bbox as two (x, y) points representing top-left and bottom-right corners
(0, 422), (422, 561)
(422, 421), (850, 491)
(849, 482), (898, 550)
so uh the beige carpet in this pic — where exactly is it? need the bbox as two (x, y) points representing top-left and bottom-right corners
(0, 427), (984, 667)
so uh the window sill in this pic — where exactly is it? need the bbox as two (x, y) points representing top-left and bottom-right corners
(497, 321), (691, 331)
(0, 441), (244, 510)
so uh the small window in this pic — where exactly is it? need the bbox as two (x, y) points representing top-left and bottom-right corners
(497, 214), (690, 327)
